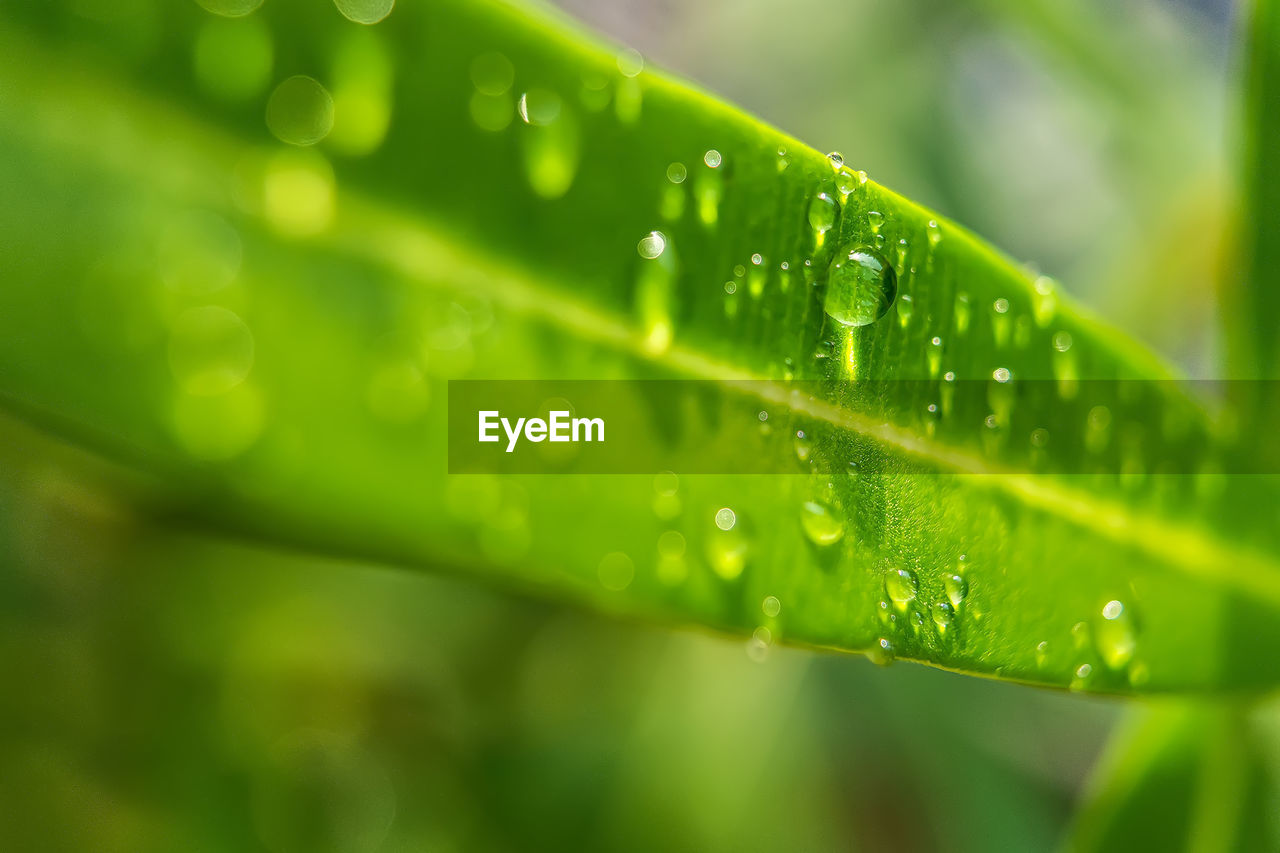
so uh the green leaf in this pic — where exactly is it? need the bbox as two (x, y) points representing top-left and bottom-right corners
(1064, 701), (1275, 852)
(1232, 0), (1280, 450)
(1, 0), (1279, 694)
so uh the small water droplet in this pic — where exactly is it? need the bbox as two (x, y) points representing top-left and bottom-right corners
(896, 293), (914, 329)
(927, 336), (943, 377)
(826, 151), (844, 169)
(1053, 330), (1073, 352)
(762, 595), (781, 618)
(266, 75), (334, 146)
(333, 0), (395, 24)
(666, 162), (687, 184)
(808, 193), (837, 235)
(1095, 599), (1137, 669)
(616, 47), (644, 77)
(703, 149), (722, 168)
(723, 281), (737, 295)
(800, 500), (845, 546)
(1035, 640), (1050, 669)
(637, 230), (666, 259)
(926, 220), (942, 247)
(835, 170), (857, 197)
(714, 507), (736, 530)
(867, 210), (884, 233)
(824, 249), (897, 327)
(793, 429), (812, 463)
(931, 600), (955, 634)
(751, 253), (763, 266)
(869, 637), (895, 666)
(993, 367), (1011, 384)
(954, 292), (971, 335)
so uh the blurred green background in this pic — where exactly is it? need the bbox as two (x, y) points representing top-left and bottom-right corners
(0, 0), (1260, 850)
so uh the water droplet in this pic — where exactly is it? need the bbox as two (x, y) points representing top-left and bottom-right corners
(470, 52), (514, 96)
(800, 501), (845, 546)
(723, 281), (737, 295)
(1085, 405), (1112, 454)
(867, 210), (883, 233)
(824, 249), (897, 327)
(896, 293), (914, 329)
(666, 162), (687, 183)
(751, 253), (763, 266)
(714, 507), (736, 530)
(1033, 276), (1057, 326)
(993, 297), (1009, 314)
(954, 292), (971, 335)
(708, 529), (747, 580)
(943, 572), (968, 608)
(637, 230), (666, 259)
(197, 0), (263, 17)
(762, 595), (782, 618)
(993, 367), (1011, 384)
(1072, 663), (1094, 689)
(1035, 640), (1050, 669)
(776, 147), (792, 172)
(266, 75), (334, 145)
(793, 429), (812, 463)
(615, 47), (644, 77)
(703, 149), (722, 168)
(869, 637), (895, 666)
(634, 229), (675, 353)
(808, 193), (837, 235)
(333, 0), (394, 24)
(835, 170), (857, 197)
(1053, 331), (1073, 352)
(826, 151), (844, 169)
(927, 336), (943, 377)
(517, 90), (579, 198)
(885, 568), (918, 606)
(931, 600), (955, 634)
(598, 551), (634, 591)
(1095, 599), (1137, 669)
(926, 220), (942, 247)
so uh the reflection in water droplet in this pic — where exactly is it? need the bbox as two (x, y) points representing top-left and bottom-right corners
(333, 0), (395, 24)
(824, 249), (897, 327)
(800, 501), (845, 546)
(266, 75), (334, 146)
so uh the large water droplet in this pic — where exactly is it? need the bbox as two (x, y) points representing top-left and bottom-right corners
(885, 568), (918, 606)
(800, 500), (845, 546)
(824, 249), (897, 327)
(943, 572), (968, 608)
(266, 75), (334, 146)
(808, 193), (837, 235)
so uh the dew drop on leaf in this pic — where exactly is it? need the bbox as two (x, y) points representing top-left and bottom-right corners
(823, 249), (897, 327)
(799, 500), (845, 546)
(885, 568), (918, 605)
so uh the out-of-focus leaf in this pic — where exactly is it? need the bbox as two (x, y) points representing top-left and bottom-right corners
(1, 0), (1279, 695)
(1064, 701), (1275, 852)
(1232, 0), (1280, 455)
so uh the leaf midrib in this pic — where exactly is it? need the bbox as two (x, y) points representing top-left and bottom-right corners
(3, 24), (1280, 607)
